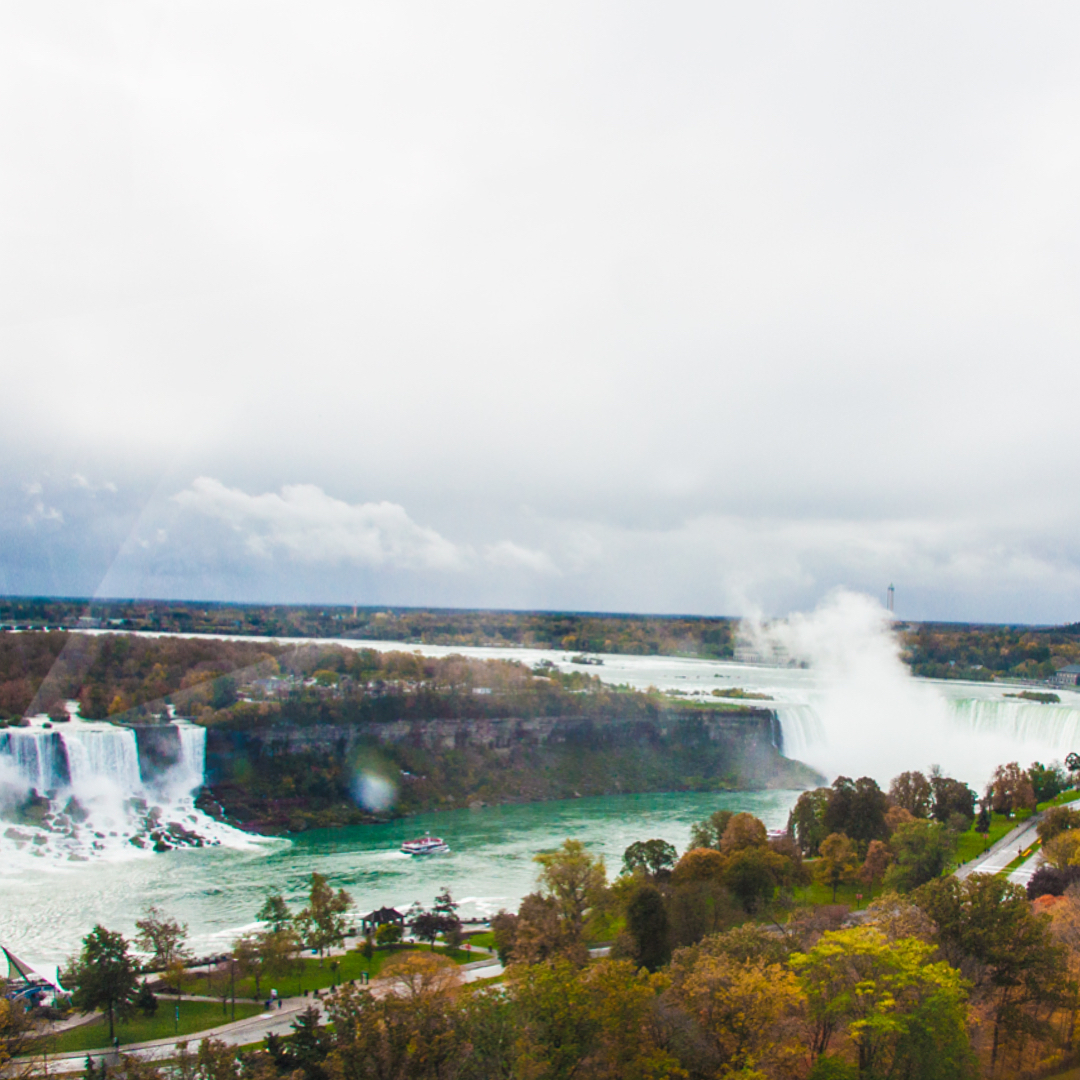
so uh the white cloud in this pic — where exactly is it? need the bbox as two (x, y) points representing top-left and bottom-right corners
(484, 540), (559, 575)
(25, 500), (62, 526)
(173, 477), (466, 571)
(72, 473), (117, 493)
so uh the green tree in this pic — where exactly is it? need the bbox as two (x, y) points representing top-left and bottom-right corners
(297, 873), (353, 958)
(134, 906), (191, 972)
(791, 926), (976, 1079)
(256, 894), (293, 932)
(723, 845), (793, 913)
(916, 873), (1068, 1068)
(624, 883), (670, 972)
(375, 922), (402, 947)
(929, 771), (976, 827)
(824, 776), (889, 847)
(884, 820), (954, 892)
(816, 833), (859, 902)
(689, 809), (735, 851)
(789, 788), (831, 856)
(534, 839), (607, 944)
(64, 925), (140, 1042)
(621, 839), (678, 879)
(1029, 760), (1068, 804)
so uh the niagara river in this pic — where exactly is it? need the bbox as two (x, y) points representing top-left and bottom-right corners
(5, 634), (1080, 971)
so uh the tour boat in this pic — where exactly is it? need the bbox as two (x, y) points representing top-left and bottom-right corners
(401, 836), (450, 855)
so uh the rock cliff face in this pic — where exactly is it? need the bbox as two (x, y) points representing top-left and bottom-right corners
(201, 710), (821, 834)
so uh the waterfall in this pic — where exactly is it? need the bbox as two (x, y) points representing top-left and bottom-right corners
(62, 726), (143, 794)
(0, 729), (71, 793)
(177, 725), (206, 788)
(0, 719), (237, 864)
(772, 692), (1080, 786)
(945, 698), (1080, 759)
(774, 704), (828, 764)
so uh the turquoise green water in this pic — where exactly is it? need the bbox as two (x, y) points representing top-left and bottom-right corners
(0, 789), (799, 969)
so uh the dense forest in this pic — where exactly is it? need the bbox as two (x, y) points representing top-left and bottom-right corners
(0, 631), (735, 726)
(899, 622), (1080, 681)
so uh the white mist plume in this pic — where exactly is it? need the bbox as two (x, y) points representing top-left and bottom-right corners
(746, 590), (1036, 789)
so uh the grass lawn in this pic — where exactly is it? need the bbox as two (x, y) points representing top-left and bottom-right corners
(790, 880), (879, 909)
(226, 944), (478, 1000)
(1040, 788), (1080, 811)
(465, 931), (496, 950)
(43, 1002), (264, 1054)
(953, 813), (1021, 867)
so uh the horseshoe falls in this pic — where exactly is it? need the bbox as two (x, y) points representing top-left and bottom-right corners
(773, 688), (1080, 786)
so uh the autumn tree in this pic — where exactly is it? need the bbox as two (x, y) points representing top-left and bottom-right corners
(889, 770), (932, 818)
(859, 839), (892, 893)
(791, 926), (976, 1079)
(0, 983), (36, 1075)
(1038, 806), (1080, 844)
(534, 839), (607, 945)
(667, 949), (806, 1078)
(987, 761), (1037, 816)
(916, 873), (1068, 1068)
(816, 833), (859, 902)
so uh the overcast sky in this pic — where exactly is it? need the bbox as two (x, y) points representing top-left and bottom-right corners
(3, 3), (1080, 622)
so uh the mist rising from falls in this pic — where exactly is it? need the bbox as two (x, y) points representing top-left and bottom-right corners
(756, 591), (1080, 789)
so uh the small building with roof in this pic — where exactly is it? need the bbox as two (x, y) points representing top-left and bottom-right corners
(360, 907), (405, 933)
(1051, 664), (1080, 687)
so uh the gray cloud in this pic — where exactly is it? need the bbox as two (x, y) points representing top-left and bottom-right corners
(173, 477), (467, 571)
(2, 4), (1080, 620)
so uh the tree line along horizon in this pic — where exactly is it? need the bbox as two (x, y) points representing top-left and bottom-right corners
(5, 598), (1080, 682)
(9, 755), (1080, 1079)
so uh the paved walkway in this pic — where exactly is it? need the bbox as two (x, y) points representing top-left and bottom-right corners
(954, 816), (1041, 879)
(26, 951), (511, 1074)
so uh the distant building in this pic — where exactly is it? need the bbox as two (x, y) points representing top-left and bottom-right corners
(1050, 664), (1080, 687)
(76, 616), (101, 629)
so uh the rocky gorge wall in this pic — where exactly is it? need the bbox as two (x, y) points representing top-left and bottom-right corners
(200, 709), (821, 833)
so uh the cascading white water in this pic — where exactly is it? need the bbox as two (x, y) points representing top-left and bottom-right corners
(947, 698), (1080, 757)
(772, 694), (1080, 786)
(177, 725), (206, 785)
(61, 726), (143, 794)
(773, 704), (827, 762)
(0, 720), (251, 868)
(0, 729), (69, 793)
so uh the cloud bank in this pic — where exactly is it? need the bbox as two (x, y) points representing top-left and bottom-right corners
(2, 3), (1080, 620)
